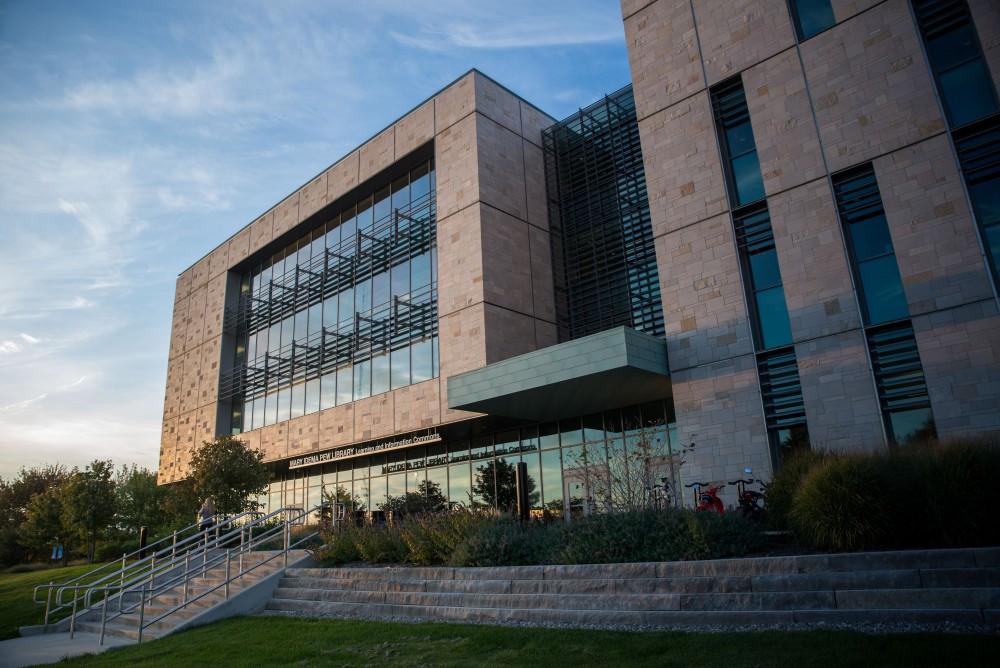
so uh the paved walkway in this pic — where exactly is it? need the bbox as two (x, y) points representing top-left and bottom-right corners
(0, 632), (132, 668)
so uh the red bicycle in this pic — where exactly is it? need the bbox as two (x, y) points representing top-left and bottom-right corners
(685, 482), (725, 514)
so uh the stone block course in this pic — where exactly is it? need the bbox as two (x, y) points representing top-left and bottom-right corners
(272, 193), (300, 240)
(326, 151), (361, 204)
(655, 214), (753, 371)
(874, 135), (994, 315)
(795, 329), (885, 451)
(625, 0), (704, 121)
(475, 73), (521, 136)
(319, 403), (355, 449)
(183, 286), (207, 352)
(248, 211), (274, 257)
(287, 413), (321, 455)
(769, 179), (860, 341)
(359, 126), (395, 183)
(743, 49), (826, 195)
(801, 0), (945, 172)
(639, 93), (728, 236)
(297, 171), (328, 223)
(434, 71), (475, 133)
(354, 393), (395, 441)
(476, 114), (527, 222)
(671, 353), (772, 497)
(691, 0), (795, 85)
(394, 100), (434, 159)
(914, 300), (1000, 439)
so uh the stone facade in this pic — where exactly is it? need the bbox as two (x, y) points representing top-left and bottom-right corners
(159, 1), (1000, 490)
(627, 0), (1000, 488)
(158, 71), (556, 484)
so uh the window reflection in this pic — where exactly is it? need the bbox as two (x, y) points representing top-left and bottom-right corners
(235, 161), (436, 433)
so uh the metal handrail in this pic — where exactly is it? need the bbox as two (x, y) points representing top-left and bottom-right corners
(134, 508), (320, 642)
(52, 505), (320, 643)
(33, 509), (264, 625)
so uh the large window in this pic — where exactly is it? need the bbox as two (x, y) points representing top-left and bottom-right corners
(543, 85), (664, 341)
(955, 117), (1000, 285)
(734, 205), (793, 350)
(912, 0), (998, 128)
(223, 160), (438, 432)
(832, 164), (909, 325)
(258, 401), (681, 520)
(758, 348), (809, 470)
(868, 323), (936, 446)
(832, 164), (935, 445)
(712, 78), (765, 208)
(789, 0), (835, 41)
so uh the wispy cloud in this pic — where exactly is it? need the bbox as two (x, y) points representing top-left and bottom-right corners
(0, 0), (629, 479)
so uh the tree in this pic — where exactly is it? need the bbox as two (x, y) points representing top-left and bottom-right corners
(190, 436), (270, 515)
(158, 478), (201, 532)
(62, 460), (117, 562)
(114, 465), (167, 535)
(0, 465), (68, 565)
(472, 460), (537, 512)
(380, 479), (448, 516)
(18, 486), (70, 564)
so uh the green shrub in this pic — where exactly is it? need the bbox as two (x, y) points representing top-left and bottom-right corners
(451, 517), (562, 567)
(789, 455), (893, 551)
(765, 449), (832, 530)
(899, 438), (1000, 548)
(352, 525), (409, 564)
(399, 511), (493, 566)
(313, 526), (362, 565)
(787, 438), (1000, 551)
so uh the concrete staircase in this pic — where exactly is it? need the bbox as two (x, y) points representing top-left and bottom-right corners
(72, 550), (307, 641)
(263, 547), (1000, 628)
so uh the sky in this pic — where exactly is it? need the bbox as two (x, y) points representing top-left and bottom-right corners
(0, 0), (631, 480)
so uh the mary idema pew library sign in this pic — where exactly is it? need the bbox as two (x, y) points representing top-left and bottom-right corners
(160, 0), (1000, 517)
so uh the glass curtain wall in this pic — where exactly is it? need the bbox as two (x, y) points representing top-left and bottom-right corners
(542, 85), (665, 342)
(710, 75), (810, 468)
(221, 161), (438, 432)
(255, 401), (683, 522)
(832, 164), (936, 445)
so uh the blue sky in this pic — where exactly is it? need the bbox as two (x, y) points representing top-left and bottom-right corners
(0, 1), (631, 479)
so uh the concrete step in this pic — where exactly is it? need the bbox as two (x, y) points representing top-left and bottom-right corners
(286, 547), (1000, 582)
(272, 586), (843, 612)
(278, 567), (1000, 596)
(264, 597), (800, 626)
(834, 587), (1000, 610)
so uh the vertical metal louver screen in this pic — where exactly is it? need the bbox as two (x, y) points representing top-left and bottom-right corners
(867, 323), (931, 414)
(542, 85), (664, 342)
(757, 348), (807, 430)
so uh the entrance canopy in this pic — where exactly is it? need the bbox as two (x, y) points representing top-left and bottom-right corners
(447, 326), (670, 422)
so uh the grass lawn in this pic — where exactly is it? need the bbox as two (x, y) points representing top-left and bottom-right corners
(53, 616), (999, 667)
(0, 563), (102, 640)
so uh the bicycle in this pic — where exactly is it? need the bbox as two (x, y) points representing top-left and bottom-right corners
(728, 477), (766, 522)
(684, 482), (724, 514)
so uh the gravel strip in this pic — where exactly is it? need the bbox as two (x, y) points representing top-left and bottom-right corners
(257, 609), (999, 635)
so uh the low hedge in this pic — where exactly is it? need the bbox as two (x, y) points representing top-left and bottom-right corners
(313, 508), (764, 567)
(783, 438), (1000, 551)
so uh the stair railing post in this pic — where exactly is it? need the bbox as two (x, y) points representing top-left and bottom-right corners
(183, 553), (190, 604)
(69, 591), (78, 639)
(283, 520), (290, 568)
(171, 530), (177, 559)
(100, 588), (108, 646)
(238, 531), (244, 582)
(149, 554), (156, 603)
(120, 552), (126, 592)
(43, 582), (53, 625)
(225, 549), (231, 600)
(137, 584), (146, 644)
